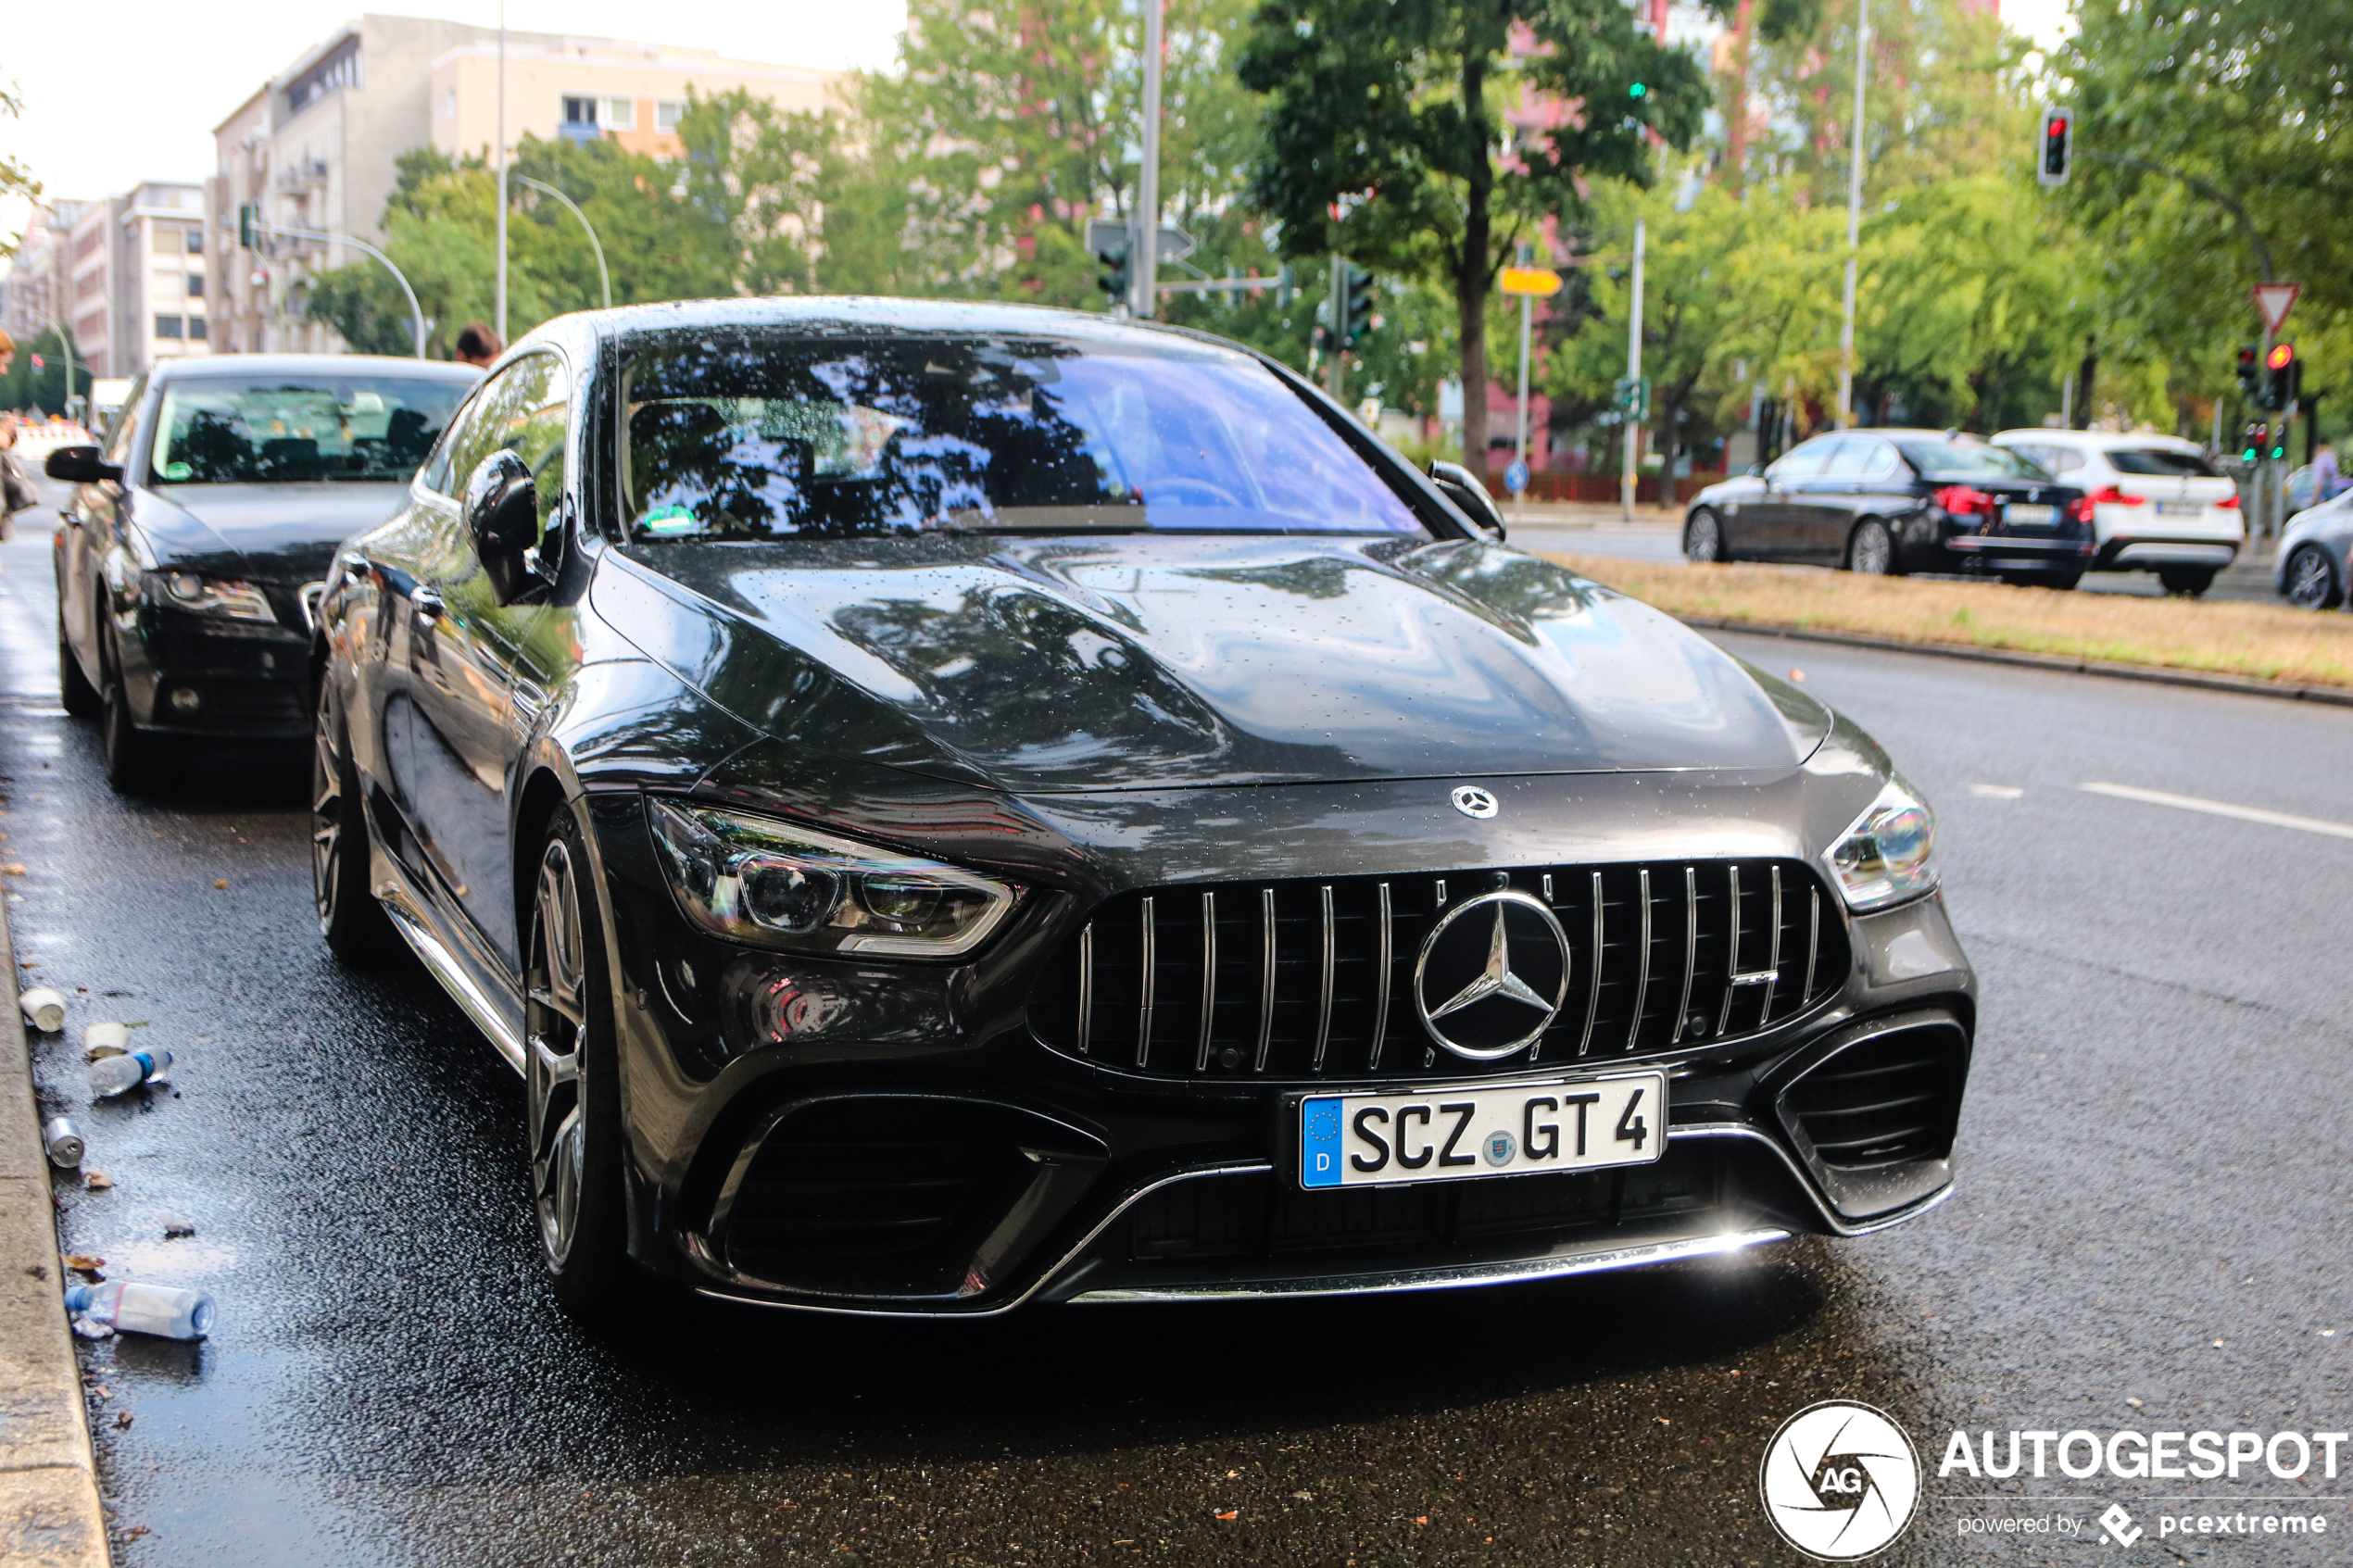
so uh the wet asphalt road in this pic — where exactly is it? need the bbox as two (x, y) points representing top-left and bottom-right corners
(5, 485), (2351, 1567)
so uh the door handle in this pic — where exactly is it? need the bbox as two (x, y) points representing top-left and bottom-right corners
(411, 586), (447, 623)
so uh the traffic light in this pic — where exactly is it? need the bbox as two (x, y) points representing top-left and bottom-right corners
(2236, 345), (2261, 403)
(2241, 420), (2269, 462)
(1629, 82), (1648, 100)
(1341, 265), (1376, 349)
(2264, 342), (2298, 411)
(238, 203), (258, 248)
(2038, 108), (2071, 186)
(1095, 233), (1129, 307)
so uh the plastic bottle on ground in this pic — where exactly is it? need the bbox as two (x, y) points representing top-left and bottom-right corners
(63, 1281), (215, 1340)
(88, 1048), (172, 1098)
(40, 1116), (83, 1168)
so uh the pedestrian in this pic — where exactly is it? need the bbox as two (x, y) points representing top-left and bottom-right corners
(0, 330), (35, 541)
(2315, 440), (2347, 504)
(454, 321), (502, 368)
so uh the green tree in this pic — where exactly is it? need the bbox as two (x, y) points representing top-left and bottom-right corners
(1238, 0), (1737, 468)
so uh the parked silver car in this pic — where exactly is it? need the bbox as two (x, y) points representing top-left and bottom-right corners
(2275, 487), (2353, 608)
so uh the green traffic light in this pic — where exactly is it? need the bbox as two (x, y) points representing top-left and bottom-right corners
(1629, 82), (1647, 98)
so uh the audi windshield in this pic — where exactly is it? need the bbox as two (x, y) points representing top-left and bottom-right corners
(148, 371), (471, 484)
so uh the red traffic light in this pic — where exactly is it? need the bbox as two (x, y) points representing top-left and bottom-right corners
(2046, 118), (2068, 138)
(2267, 343), (2296, 370)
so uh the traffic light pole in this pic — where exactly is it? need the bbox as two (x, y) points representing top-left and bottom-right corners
(1326, 259), (1345, 402)
(1133, 0), (1164, 320)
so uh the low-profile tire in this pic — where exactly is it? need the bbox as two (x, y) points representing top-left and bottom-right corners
(1845, 518), (1895, 576)
(57, 619), (100, 719)
(525, 807), (635, 1315)
(1683, 509), (1728, 564)
(312, 684), (397, 963)
(2284, 545), (2343, 610)
(2158, 566), (2217, 597)
(97, 637), (160, 795)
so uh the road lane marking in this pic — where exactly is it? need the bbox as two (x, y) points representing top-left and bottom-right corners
(2079, 782), (2353, 842)
(1969, 784), (2024, 798)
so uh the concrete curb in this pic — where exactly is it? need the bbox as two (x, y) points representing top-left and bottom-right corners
(1682, 616), (2353, 709)
(0, 891), (109, 1565)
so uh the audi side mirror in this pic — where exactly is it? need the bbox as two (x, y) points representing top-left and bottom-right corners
(1427, 458), (1507, 540)
(1744, 462), (1766, 478)
(45, 445), (123, 484)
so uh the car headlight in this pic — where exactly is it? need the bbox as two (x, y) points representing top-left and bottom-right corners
(146, 571), (276, 622)
(1824, 778), (1938, 911)
(648, 798), (1020, 959)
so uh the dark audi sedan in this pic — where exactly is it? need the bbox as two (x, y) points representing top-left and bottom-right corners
(1682, 428), (2092, 587)
(311, 300), (1975, 1317)
(47, 355), (480, 788)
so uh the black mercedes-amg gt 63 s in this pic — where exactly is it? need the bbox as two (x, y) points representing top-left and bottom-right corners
(309, 299), (1975, 1318)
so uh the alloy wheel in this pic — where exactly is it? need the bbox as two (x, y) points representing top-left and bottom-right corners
(311, 709), (347, 935)
(525, 836), (591, 1267)
(2286, 547), (2337, 610)
(1848, 521), (1893, 576)
(1685, 512), (1722, 563)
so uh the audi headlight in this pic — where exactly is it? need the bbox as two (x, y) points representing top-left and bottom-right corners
(1824, 778), (1938, 911)
(146, 571), (276, 622)
(648, 798), (1019, 959)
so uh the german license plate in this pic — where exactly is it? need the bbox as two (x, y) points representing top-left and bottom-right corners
(2003, 503), (2056, 525)
(2156, 500), (2203, 516)
(1299, 1073), (1666, 1189)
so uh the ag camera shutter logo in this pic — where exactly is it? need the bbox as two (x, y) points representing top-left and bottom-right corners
(1759, 1400), (1921, 1560)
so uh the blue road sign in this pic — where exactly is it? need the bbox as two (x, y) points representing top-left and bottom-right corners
(1504, 458), (1529, 495)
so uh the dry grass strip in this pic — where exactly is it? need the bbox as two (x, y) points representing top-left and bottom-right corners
(1539, 553), (2353, 692)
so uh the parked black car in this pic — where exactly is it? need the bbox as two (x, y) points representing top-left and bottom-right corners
(1682, 428), (2093, 587)
(311, 300), (1976, 1318)
(46, 355), (480, 787)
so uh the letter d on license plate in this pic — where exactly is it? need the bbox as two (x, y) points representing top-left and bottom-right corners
(1298, 1073), (1667, 1189)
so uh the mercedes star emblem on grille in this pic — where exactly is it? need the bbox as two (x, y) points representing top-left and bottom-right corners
(1413, 890), (1571, 1060)
(1451, 785), (1499, 819)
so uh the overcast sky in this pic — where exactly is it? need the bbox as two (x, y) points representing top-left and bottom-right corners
(1, 1), (909, 218)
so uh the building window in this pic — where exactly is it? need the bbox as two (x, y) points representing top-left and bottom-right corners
(188, 317), (208, 341)
(156, 315), (184, 339)
(562, 95), (597, 126)
(656, 98), (686, 132)
(185, 273), (204, 298)
(602, 96), (636, 130)
(186, 228), (204, 255)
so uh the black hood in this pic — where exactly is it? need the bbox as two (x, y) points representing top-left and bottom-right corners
(131, 483), (416, 583)
(602, 533), (1832, 795)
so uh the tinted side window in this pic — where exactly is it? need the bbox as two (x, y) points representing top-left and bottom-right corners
(1768, 438), (1835, 481)
(105, 376), (148, 467)
(448, 354), (571, 548)
(1819, 437), (1876, 478)
(2109, 448), (2219, 478)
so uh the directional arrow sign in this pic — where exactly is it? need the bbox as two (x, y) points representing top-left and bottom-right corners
(2253, 282), (2301, 334)
(1499, 266), (1564, 297)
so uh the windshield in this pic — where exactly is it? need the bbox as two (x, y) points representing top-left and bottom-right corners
(2108, 447), (2222, 478)
(1894, 439), (2049, 481)
(620, 332), (1427, 539)
(149, 373), (472, 485)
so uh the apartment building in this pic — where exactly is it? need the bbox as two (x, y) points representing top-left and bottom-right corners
(4, 186), (212, 380)
(208, 13), (842, 355)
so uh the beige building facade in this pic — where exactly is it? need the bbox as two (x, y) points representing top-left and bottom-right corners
(208, 13), (841, 357)
(17, 184), (216, 380)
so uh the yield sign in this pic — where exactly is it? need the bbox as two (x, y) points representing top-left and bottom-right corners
(2253, 282), (2301, 334)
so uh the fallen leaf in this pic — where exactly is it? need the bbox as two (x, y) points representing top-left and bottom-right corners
(1655, 1416), (1671, 1425)
(63, 1253), (105, 1273)
(1415, 1516), (1429, 1525)
(213, 880), (229, 890)
(1214, 1511), (1238, 1521)
(84, 1173), (114, 1191)
(114, 1411), (132, 1429)
(1291, 1490), (1314, 1501)
(125, 1525), (149, 1539)
(3, 863), (26, 875)
(2126, 1397), (2144, 1409)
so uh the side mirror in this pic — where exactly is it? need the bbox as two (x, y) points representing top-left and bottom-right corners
(45, 445), (123, 484)
(463, 449), (542, 606)
(1427, 458), (1507, 540)
(1744, 462), (1766, 478)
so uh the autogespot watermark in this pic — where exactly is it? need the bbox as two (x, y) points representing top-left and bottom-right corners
(1757, 1409), (2348, 1558)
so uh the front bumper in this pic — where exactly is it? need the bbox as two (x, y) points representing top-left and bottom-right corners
(580, 784), (1976, 1317)
(120, 601), (314, 740)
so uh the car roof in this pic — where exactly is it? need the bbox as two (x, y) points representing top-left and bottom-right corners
(148, 354), (482, 383)
(564, 295), (1256, 356)
(1989, 428), (2199, 452)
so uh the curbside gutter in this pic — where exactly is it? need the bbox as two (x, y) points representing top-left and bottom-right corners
(1683, 616), (2353, 709)
(0, 897), (109, 1566)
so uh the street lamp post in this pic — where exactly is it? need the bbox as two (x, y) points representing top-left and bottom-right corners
(1133, 0), (1164, 319)
(1835, 0), (1869, 429)
(250, 221), (427, 358)
(511, 176), (610, 309)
